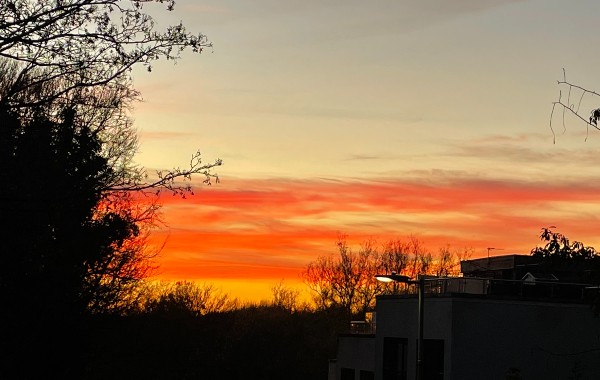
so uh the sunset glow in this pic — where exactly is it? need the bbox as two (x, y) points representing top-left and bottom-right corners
(149, 176), (600, 300)
(131, 0), (600, 302)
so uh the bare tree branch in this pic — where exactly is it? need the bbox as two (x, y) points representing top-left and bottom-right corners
(0, 0), (212, 107)
(551, 68), (600, 144)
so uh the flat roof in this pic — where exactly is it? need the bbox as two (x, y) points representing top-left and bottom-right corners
(460, 254), (538, 272)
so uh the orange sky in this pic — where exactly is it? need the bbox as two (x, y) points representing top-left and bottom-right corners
(148, 175), (600, 301)
(126, 1), (600, 302)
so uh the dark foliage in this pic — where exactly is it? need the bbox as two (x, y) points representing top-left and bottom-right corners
(0, 105), (143, 378)
(0, 1), (221, 377)
(0, 0), (211, 107)
(84, 306), (350, 380)
(531, 227), (600, 284)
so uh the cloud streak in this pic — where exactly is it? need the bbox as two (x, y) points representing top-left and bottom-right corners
(149, 175), (600, 285)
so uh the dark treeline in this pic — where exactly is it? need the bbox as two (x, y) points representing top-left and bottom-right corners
(3, 273), (350, 379)
(0, 1), (219, 378)
(83, 306), (348, 380)
(0, 1), (351, 378)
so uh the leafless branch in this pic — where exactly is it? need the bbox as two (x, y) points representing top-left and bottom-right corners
(551, 68), (600, 143)
(0, 0), (212, 107)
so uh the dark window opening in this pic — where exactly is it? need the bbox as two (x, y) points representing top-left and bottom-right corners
(341, 367), (355, 380)
(421, 339), (444, 380)
(383, 337), (407, 380)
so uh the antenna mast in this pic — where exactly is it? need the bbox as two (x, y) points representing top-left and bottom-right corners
(487, 247), (504, 259)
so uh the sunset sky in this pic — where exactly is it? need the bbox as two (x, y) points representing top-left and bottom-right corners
(129, 0), (600, 301)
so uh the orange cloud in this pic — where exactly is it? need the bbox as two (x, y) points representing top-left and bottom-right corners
(147, 176), (600, 299)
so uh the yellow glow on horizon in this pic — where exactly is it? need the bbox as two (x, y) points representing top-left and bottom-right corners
(126, 1), (600, 303)
(149, 275), (310, 305)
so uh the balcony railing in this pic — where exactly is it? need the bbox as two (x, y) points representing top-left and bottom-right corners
(423, 277), (596, 301)
(349, 320), (376, 334)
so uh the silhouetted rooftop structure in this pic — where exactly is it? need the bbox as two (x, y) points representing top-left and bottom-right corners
(461, 253), (600, 285)
(460, 254), (540, 280)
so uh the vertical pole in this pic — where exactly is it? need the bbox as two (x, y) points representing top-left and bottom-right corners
(416, 276), (424, 380)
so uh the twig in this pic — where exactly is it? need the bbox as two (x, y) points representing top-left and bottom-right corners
(550, 69), (600, 144)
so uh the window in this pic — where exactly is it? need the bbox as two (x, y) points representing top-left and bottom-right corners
(423, 339), (444, 380)
(341, 367), (355, 380)
(383, 337), (407, 380)
(360, 370), (375, 380)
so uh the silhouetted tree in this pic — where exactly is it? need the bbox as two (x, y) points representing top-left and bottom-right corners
(353, 239), (387, 315)
(0, 60), (222, 197)
(302, 235), (385, 315)
(83, 193), (160, 313)
(547, 72), (600, 312)
(270, 279), (302, 312)
(84, 304), (350, 380)
(0, 103), (138, 377)
(0, 63), (220, 314)
(0, 0), (211, 107)
(142, 281), (238, 317)
(302, 235), (383, 316)
(0, 2), (220, 375)
(379, 238), (410, 275)
(531, 227), (600, 284)
(404, 235), (432, 279)
(550, 68), (600, 143)
(302, 253), (337, 310)
(0, 71), (217, 379)
(302, 235), (466, 316)
(531, 227), (598, 262)
(434, 244), (466, 277)
(0, 0), (221, 317)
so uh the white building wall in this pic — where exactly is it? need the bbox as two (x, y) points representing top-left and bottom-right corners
(450, 297), (600, 380)
(373, 295), (600, 380)
(336, 335), (376, 380)
(374, 296), (454, 380)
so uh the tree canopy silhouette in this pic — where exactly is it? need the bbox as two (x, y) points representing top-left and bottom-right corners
(302, 235), (466, 317)
(0, 61), (221, 317)
(531, 227), (600, 284)
(0, 102), (144, 315)
(0, 0), (221, 317)
(0, 1), (219, 376)
(531, 227), (598, 262)
(0, 0), (211, 107)
(0, 99), (155, 377)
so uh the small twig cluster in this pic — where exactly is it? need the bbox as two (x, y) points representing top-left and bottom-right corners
(550, 68), (600, 143)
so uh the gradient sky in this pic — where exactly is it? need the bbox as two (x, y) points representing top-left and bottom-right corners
(128, 0), (600, 301)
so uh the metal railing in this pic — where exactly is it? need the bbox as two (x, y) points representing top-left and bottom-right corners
(423, 277), (594, 300)
(348, 278), (598, 334)
(349, 320), (376, 334)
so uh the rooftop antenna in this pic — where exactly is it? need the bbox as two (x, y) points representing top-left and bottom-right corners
(487, 247), (504, 259)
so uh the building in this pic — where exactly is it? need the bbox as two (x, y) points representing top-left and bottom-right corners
(460, 254), (540, 280)
(331, 255), (600, 380)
